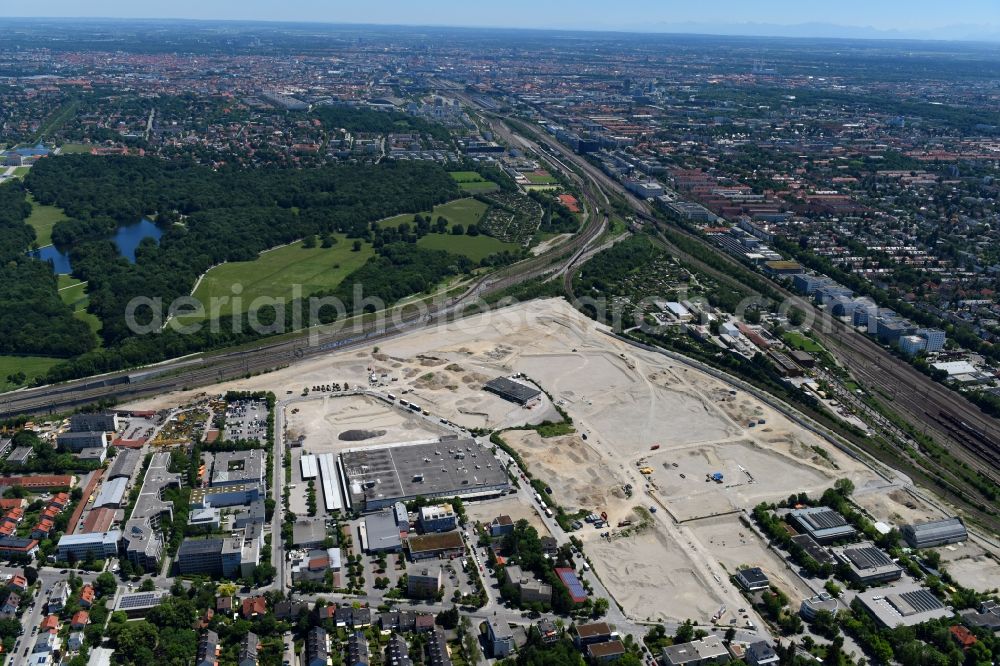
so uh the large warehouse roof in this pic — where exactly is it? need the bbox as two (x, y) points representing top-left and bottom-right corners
(341, 439), (508, 511)
(902, 517), (967, 548)
(483, 377), (542, 405)
(93, 477), (128, 508)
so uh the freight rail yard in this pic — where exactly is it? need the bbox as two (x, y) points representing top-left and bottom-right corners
(118, 298), (997, 626)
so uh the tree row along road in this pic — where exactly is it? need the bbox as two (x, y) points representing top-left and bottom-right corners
(0, 139), (608, 418)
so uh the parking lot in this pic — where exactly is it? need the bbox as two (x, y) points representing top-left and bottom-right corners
(224, 399), (269, 442)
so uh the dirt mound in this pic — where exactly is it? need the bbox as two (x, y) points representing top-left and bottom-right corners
(338, 429), (387, 441)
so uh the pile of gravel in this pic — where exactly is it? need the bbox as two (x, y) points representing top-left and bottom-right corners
(338, 429), (386, 441)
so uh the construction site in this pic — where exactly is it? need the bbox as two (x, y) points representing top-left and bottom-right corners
(119, 298), (974, 623)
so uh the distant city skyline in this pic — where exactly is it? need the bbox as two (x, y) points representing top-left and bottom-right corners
(4, 1), (1000, 41)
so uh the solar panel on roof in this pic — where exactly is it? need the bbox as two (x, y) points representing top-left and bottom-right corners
(118, 592), (162, 609)
(810, 510), (848, 529)
(557, 569), (587, 600)
(844, 547), (894, 570)
(899, 589), (943, 614)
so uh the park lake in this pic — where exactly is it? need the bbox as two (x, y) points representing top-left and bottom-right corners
(29, 218), (164, 274)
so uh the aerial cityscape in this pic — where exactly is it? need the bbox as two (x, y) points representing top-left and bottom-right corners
(0, 6), (998, 666)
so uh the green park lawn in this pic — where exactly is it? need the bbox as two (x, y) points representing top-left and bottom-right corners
(378, 198), (518, 260)
(58, 276), (102, 337)
(417, 233), (519, 262)
(0, 355), (63, 393)
(379, 198), (489, 231)
(449, 171), (499, 193)
(449, 171), (487, 183)
(26, 194), (70, 247)
(188, 234), (374, 319)
(11, 166), (30, 178)
(524, 170), (559, 184)
(58, 143), (95, 154)
(783, 330), (824, 353)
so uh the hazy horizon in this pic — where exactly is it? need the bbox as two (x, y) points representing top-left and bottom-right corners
(3, 0), (1000, 42)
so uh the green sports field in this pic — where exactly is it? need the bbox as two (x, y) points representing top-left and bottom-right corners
(26, 194), (70, 247)
(188, 234), (374, 319)
(0, 355), (63, 393)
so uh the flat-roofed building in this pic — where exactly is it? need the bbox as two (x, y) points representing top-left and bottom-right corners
(901, 517), (967, 549)
(407, 567), (442, 599)
(662, 636), (731, 666)
(70, 413), (119, 433)
(5, 446), (33, 466)
(363, 511), (402, 553)
(57, 531), (121, 561)
(122, 452), (179, 572)
(734, 567), (770, 591)
(484, 377), (542, 405)
(800, 593), (841, 620)
(107, 449), (141, 480)
(856, 584), (952, 628)
(407, 531), (464, 560)
(210, 450), (265, 487)
(94, 477), (128, 508)
(419, 504), (457, 533)
(789, 507), (857, 544)
(486, 619), (515, 658)
(832, 543), (903, 585)
(57, 431), (108, 453)
(190, 482), (262, 509)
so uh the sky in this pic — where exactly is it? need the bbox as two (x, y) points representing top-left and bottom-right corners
(3, 0), (1000, 37)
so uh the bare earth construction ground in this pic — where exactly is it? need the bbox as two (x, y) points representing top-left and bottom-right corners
(124, 299), (966, 622)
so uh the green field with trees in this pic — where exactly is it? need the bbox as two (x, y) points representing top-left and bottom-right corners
(25, 193), (69, 247)
(188, 234), (374, 319)
(0, 355), (63, 392)
(378, 198), (520, 260)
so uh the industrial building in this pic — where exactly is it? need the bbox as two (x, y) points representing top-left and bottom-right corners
(832, 543), (903, 585)
(790, 534), (836, 566)
(317, 452), (343, 512)
(56, 531), (121, 561)
(107, 449), (141, 480)
(93, 477), (128, 508)
(300, 453), (318, 480)
(483, 376), (542, 405)
(734, 567), (770, 592)
(362, 511), (403, 553)
(210, 450), (265, 487)
(901, 517), (967, 549)
(789, 507), (857, 544)
(69, 413), (119, 433)
(81, 507), (116, 534)
(340, 439), (508, 512)
(662, 635), (731, 666)
(57, 431), (108, 453)
(855, 584), (951, 628)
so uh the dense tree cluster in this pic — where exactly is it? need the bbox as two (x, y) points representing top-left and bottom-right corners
(314, 105), (453, 142)
(19, 155), (466, 380)
(0, 180), (96, 357)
